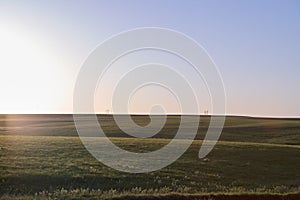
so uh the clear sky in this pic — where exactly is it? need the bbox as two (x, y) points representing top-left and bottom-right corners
(0, 0), (299, 116)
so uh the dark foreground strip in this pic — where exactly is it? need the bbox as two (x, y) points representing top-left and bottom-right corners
(110, 194), (300, 200)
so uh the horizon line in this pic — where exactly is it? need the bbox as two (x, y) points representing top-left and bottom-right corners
(0, 113), (299, 119)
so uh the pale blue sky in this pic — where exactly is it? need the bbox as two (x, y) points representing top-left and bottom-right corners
(0, 0), (299, 116)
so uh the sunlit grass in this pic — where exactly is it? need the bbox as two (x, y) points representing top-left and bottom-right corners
(0, 115), (300, 199)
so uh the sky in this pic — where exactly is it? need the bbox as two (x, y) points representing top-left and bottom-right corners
(0, 0), (299, 116)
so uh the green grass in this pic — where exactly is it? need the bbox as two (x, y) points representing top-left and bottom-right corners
(0, 115), (300, 199)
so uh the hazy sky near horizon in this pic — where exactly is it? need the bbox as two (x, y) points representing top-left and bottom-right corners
(0, 0), (299, 116)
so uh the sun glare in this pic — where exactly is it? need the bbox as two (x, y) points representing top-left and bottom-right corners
(0, 26), (66, 113)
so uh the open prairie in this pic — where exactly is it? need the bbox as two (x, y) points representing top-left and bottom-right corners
(0, 115), (299, 199)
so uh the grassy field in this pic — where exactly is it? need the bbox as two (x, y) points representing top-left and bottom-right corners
(0, 115), (300, 199)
